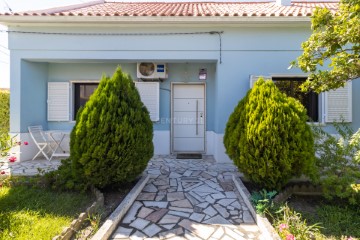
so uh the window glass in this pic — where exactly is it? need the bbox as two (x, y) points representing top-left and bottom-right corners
(74, 83), (98, 120)
(272, 78), (319, 122)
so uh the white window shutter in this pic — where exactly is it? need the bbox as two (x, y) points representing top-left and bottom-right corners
(325, 81), (352, 122)
(47, 82), (70, 121)
(249, 75), (272, 88)
(135, 82), (160, 122)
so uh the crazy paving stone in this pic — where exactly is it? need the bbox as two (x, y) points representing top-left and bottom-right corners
(143, 183), (158, 193)
(168, 210), (191, 218)
(192, 185), (220, 194)
(168, 206), (194, 213)
(185, 193), (199, 206)
(170, 199), (192, 208)
(231, 200), (242, 210)
(158, 214), (180, 224)
(142, 223), (162, 237)
(153, 179), (169, 186)
(183, 170), (192, 177)
(112, 227), (133, 239)
(129, 218), (150, 230)
(122, 201), (143, 224)
(225, 191), (237, 198)
(203, 206), (217, 217)
(145, 208), (169, 223)
(211, 193), (226, 200)
(204, 214), (231, 225)
(205, 195), (216, 204)
(167, 192), (185, 201)
(161, 224), (176, 230)
(137, 193), (156, 201)
(137, 207), (154, 218)
(170, 179), (177, 187)
(243, 211), (255, 223)
(143, 201), (168, 208)
(213, 204), (230, 218)
(189, 212), (205, 222)
(179, 219), (216, 239)
(217, 198), (236, 207)
(169, 172), (182, 178)
(196, 202), (209, 208)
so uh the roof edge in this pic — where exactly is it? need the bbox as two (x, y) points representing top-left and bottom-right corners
(0, 15), (312, 26)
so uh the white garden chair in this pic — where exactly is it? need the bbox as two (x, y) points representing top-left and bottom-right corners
(28, 125), (54, 161)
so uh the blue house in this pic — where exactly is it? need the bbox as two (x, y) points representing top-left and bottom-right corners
(0, 0), (357, 162)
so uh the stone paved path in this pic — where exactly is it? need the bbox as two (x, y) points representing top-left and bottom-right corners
(0, 159), (61, 176)
(112, 155), (263, 240)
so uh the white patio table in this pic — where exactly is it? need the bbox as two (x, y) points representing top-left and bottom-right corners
(46, 130), (71, 161)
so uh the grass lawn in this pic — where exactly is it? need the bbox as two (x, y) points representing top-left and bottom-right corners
(0, 185), (93, 240)
(288, 196), (360, 239)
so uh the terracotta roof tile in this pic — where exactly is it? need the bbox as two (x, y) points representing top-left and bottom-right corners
(2, 1), (339, 17)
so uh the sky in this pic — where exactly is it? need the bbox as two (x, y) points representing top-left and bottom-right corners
(0, 0), (93, 88)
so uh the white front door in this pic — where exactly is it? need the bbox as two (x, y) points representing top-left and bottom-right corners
(171, 83), (205, 153)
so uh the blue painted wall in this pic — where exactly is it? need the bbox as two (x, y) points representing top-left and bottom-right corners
(46, 62), (216, 131)
(8, 25), (360, 134)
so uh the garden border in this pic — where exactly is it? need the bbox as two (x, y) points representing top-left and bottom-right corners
(52, 186), (105, 240)
(232, 175), (281, 240)
(91, 174), (150, 240)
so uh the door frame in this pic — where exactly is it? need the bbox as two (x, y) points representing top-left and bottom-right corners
(171, 82), (206, 154)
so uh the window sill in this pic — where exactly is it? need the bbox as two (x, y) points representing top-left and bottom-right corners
(306, 122), (326, 127)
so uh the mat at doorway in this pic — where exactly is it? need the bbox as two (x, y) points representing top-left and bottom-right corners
(176, 153), (202, 159)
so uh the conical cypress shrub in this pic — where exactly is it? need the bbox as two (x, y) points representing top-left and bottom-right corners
(224, 78), (315, 189)
(69, 67), (154, 189)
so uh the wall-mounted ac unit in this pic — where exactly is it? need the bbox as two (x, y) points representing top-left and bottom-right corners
(137, 62), (168, 79)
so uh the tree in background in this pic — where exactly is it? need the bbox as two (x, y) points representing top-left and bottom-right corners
(293, 0), (360, 92)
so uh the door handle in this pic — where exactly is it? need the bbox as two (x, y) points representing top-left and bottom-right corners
(196, 100), (198, 135)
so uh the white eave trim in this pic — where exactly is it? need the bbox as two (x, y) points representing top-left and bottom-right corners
(0, 16), (311, 26)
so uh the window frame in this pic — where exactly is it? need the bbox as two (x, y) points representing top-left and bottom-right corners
(70, 80), (100, 122)
(269, 75), (325, 124)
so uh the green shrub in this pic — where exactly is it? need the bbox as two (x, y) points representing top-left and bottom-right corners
(224, 78), (316, 189)
(312, 122), (360, 204)
(0, 90), (9, 136)
(250, 189), (277, 215)
(54, 67), (153, 190)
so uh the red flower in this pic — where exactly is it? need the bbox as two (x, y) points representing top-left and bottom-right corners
(286, 234), (295, 240)
(9, 156), (16, 162)
(0, 171), (5, 175)
(24, 141), (29, 145)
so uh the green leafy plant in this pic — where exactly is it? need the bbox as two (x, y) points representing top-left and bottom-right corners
(52, 67), (154, 190)
(312, 122), (360, 204)
(274, 204), (322, 240)
(291, 0), (360, 92)
(250, 189), (277, 215)
(0, 90), (9, 136)
(224, 78), (316, 189)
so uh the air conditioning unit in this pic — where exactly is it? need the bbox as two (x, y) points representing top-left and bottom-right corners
(137, 62), (168, 79)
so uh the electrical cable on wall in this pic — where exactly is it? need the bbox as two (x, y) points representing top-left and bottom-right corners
(0, 30), (224, 64)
